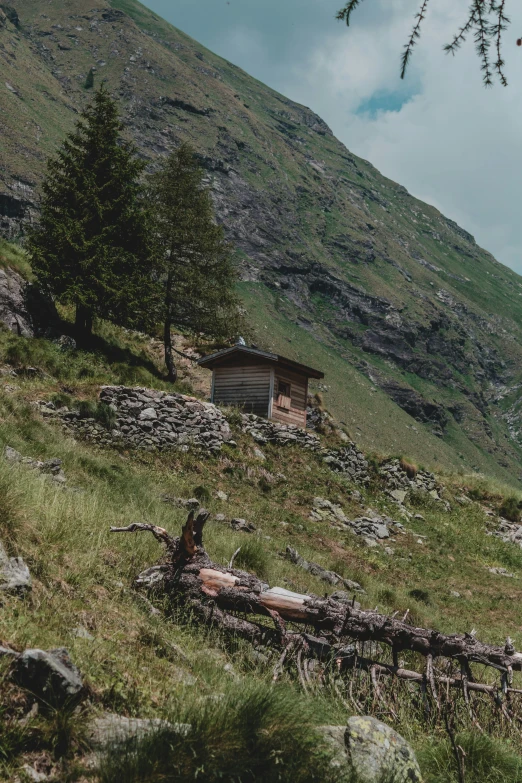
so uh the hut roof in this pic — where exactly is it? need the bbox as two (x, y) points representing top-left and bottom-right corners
(197, 345), (324, 379)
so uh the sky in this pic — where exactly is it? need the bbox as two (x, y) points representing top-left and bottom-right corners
(142, 0), (522, 274)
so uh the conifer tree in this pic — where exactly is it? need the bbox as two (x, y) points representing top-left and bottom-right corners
(150, 144), (241, 382)
(29, 85), (157, 340)
(84, 67), (95, 89)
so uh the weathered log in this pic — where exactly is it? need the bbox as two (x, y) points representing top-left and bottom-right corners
(110, 510), (522, 678)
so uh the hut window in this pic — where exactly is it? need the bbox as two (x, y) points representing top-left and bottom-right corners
(276, 380), (291, 410)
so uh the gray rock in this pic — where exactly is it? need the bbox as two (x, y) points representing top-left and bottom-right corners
(0, 541), (31, 595)
(87, 712), (190, 750)
(139, 407), (157, 420)
(4, 445), (22, 462)
(14, 648), (84, 707)
(0, 267), (34, 337)
(346, 716), (422, 783)
(284, 547), (366, 593)
(488, 566), (516, 578)
(318, 725), (352, 776)
(230, 518), (256, 533)
(390, 489), (407, 504)
(72, 626), (94, 640)
(216, 490), (228, 501)
(19, 764), (49, 782)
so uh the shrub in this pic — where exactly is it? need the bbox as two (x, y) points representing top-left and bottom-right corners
(193, 485), (211, 503)
(234, 538), (270, 579)
(84, 67), (95, 89)
(499, 495), (521, 523)
(400, 457), (418, 479)
(50, 392), (72, 410)
(77, 400), (116, 430)
(97, 680), (339, 783)
(258, 476), (272, 494)
(77, 400), (97, 419)
(409, 588), (431, 605)
(419, 731), (522, 783)
(223, 405), (243, 428)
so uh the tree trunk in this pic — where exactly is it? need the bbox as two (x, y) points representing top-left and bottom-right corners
(164, 269), (177, 383)
(110, 513), (522, 677)
(75, 303), (93, 342)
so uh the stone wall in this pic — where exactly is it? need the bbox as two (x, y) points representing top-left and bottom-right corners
(38, 387), (371, 484)
(42, 386), (232, 453)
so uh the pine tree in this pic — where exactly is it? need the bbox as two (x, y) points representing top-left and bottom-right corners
(29, 85), (157, 341)
(150, 144), (241, 382)
(84, 67), (95, 89)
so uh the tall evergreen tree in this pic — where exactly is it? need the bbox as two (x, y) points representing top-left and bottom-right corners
(29, 85), (157, 340)
(150, 144), (241, 382)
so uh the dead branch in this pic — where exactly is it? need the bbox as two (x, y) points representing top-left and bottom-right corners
(110, 522), (178, 552)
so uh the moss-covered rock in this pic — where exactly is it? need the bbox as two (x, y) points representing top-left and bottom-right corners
(346, 716), (422, 783)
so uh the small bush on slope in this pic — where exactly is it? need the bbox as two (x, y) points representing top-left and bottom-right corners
(419, 732), (522, 783)
(97, 680), (345, 783)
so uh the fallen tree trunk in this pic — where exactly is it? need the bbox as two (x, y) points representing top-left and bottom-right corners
(110, 511), (522, 685)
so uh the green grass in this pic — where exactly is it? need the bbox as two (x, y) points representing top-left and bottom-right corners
(419, 733), (522, 783)
(97, 680), (342, 783)
(2, 367), (522, 778)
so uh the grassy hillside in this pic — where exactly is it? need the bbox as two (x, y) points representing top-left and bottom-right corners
(1, 298), (522, 779)
(2, 0), (522, 483)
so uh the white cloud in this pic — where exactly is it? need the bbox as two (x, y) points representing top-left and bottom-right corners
(279, 0), (522, 272)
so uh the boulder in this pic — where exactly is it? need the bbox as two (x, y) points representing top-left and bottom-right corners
(14, 648), (84, 707)
(346, 716), (422, 783)
(390, 489), (407, 504)
(0, 541), (31, 595)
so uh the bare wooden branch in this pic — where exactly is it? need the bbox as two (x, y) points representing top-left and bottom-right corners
(110, 522), (178, 551)
(228, 547), (241, 569)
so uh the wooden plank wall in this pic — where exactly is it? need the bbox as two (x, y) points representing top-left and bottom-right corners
(213, 364), (271, 417)
(271, 368), (308, 428)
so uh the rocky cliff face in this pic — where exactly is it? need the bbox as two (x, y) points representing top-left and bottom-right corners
(2, 0), (522, 480)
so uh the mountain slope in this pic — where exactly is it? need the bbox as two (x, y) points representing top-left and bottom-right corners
(2, 0), (522, 482)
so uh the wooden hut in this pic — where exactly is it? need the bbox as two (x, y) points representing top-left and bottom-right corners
(198, 346), (324, 429)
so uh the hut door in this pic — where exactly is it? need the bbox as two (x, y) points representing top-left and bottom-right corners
(276, 379), (292, 410)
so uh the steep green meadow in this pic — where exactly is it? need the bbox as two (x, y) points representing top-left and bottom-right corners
(2, 284), (522, 779)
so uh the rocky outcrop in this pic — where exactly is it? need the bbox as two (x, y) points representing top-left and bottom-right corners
(309, 498), (404, 544)
(0, 541), (31, 595)
(379, 459), (441, 495)
(0, 267), (58, 337)
(284, 546), (365, 593)
(0, 267), (34, 336)
(322, 444), (370, 483)
(241, 413), (321, 450)
(373, 377), (448, 433)
(4, 445), (67, 485)
(13, 647), (84, 707)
